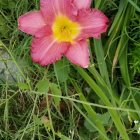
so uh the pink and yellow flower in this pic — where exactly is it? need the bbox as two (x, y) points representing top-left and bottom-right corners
(18, 0), (108, 68)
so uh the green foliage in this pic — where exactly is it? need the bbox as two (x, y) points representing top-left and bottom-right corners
(36, 79), (49, 93)
(17, 82), (30, 90)
(55, 60), (70, 83)
(129, 45), (140, 78)
(84, 112), (110, 132)
(0, 0), (140, 140)
(50, 83), (62, 107)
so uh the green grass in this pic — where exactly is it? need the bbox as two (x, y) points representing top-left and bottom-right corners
(0, 0), (140, 139)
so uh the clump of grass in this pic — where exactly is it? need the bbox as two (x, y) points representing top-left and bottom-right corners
(0, 0), (140, 140)
(129, 44), (140, 80)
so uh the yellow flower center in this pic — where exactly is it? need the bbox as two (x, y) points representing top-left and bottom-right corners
(52, 15), (80, 43)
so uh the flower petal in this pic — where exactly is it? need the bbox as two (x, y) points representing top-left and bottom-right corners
(73, 0), (91, 9)
(77, 9), (109, 39)
(40, 0), (55, 24)
(34, 25), (52, 38)
(18, 11), (46, 36)
(40, 0), (75, 23)
(31, 36), (69, 66)
(65, 40), (89, 68)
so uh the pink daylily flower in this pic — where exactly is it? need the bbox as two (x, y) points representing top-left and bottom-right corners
(18, 0), (108, 68)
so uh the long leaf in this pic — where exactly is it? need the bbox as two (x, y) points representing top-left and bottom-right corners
(75, 66), (130, 140)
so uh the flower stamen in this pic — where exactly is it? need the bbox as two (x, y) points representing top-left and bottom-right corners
(52, 16), (80, 43)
